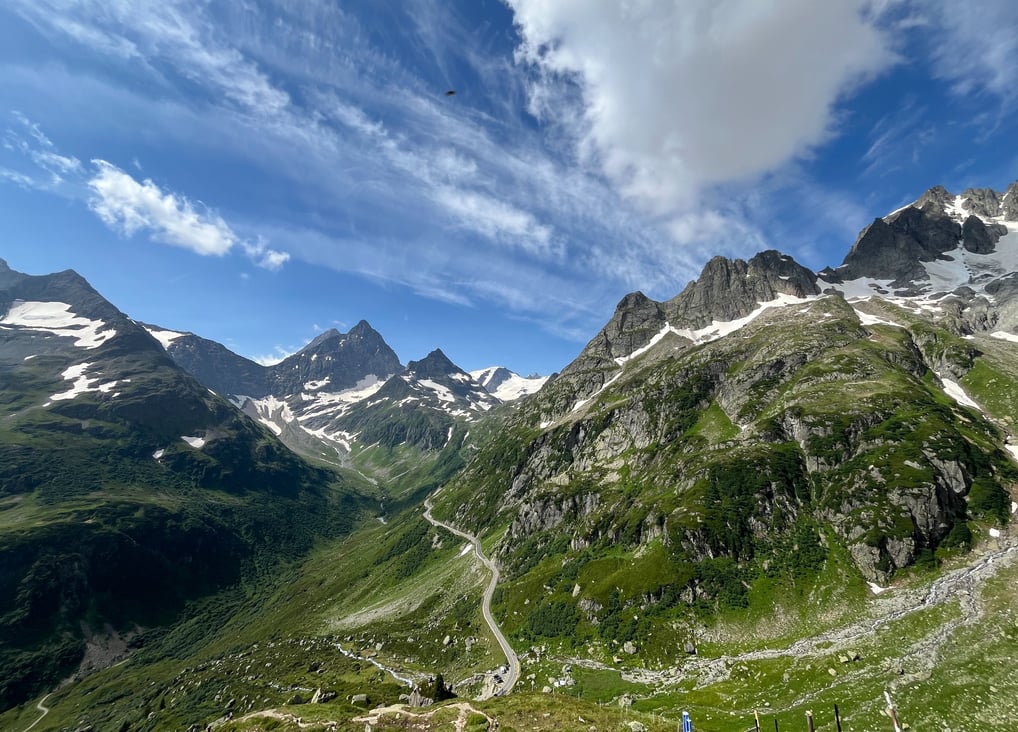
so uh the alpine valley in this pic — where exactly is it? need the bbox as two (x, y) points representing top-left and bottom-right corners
(2, 184), (1018, 732)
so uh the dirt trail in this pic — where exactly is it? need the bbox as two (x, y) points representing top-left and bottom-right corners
(423, 494), (520, 696)
(352, 700), (496, 730)
(22, 693), (51, 732)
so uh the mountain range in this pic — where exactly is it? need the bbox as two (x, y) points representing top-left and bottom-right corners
(144, 320), (545, 459)
(1, 182), (1017, 730)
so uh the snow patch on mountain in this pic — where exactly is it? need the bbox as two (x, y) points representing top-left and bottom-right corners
(49, 362), (121, 401)
(302, 426), (357, 451)
(672, 293), (817, 345)
(990, 331), (1018, 343)
(144, 326), (186, 349)
(470, 366), (547, 401)
(181, 435), (206, 448)
(418, 379), (455, 403)
(296, 375), (387, 420)
(853, 309), (903, 328)
(828, 277), (896, 301)
(615, 324), (679, 365)
(938, 375), (981, 411)
(1, 300), (116, 349)
(243, 394), (296, 435)
(944, 194), (968, 221)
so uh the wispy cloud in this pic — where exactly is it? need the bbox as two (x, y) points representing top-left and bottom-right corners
(433, 187), (557, 258)
(913, 0), (1018, 102)
(3, 111), (82, 187)
(860, 98), (936, 177)
(251, 345), (297, 366)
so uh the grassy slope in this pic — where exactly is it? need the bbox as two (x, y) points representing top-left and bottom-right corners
(0, 497), (502, 730)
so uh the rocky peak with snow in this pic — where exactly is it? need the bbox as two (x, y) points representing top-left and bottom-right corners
(396, 349), (500, 410)
(269, 320), (401, 396)
(832, 207), (965, 287)
(822, 183), (1018, 309)
(470, 366), (548, 402)
(551, 183), (1018, 409)
(405, 348), (460, 380)
(663, 249), (820, 329)
(560, 250), (820, 394)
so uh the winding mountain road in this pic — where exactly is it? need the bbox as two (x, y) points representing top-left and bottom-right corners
(423, 496), (519, 696)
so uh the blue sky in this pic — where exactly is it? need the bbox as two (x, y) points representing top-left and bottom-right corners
(2, 0), (1017, 376)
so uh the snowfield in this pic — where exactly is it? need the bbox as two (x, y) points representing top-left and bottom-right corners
(2, 300), (116, 349)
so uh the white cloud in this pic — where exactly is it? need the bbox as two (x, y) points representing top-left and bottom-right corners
(2, 110), (289, 270)
(507, 0), (897, 212)
(254, 249), (290, 271)
(87, 160), (236, 256)
(251, 346), (297, 366)
(916, 0), (1018, 101)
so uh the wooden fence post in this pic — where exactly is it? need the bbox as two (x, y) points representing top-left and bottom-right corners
(805, 710), (815, 732)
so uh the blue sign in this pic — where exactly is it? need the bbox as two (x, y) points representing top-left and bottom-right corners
(682, 710), (692, 732)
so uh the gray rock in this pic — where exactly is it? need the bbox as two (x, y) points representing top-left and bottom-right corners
(1002, 181), (1018, 220)
(664, 250), (820, 329)
(310, 688), (337, 704)
(839, 206), (961, 286)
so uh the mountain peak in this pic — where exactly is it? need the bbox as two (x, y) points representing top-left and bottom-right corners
(664, 250), (818, 328)
(614, 291), (654, 312)
(302, 328), (342, 351)
(349, 319), (376, 336)
(914, 184), (953, 212)
(407, 348), (460, 378)
(470, 366), (548, 401)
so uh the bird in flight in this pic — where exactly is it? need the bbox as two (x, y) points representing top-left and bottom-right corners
(445, 90), (456, 96)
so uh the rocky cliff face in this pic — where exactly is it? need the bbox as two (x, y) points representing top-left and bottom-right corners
(268, 321), (401, 395)
(663, 250), (820, 327)
(158, 331), (269, 397)
(433, 187), (1018, 620)
(832, 205), (1005, 288)
(558, 251), (820, 400)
